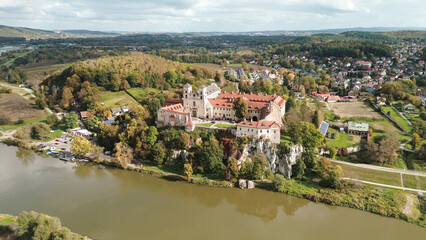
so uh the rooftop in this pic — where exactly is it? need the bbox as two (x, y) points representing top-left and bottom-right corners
(347, 121), (369, 132)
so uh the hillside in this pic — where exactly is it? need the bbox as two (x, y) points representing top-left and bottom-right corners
(0, 25), (60, 39)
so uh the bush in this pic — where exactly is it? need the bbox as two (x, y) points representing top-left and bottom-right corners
(272, 174), (287, 192)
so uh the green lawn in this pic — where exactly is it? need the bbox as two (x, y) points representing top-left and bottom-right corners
(0, 213), (17, 225)
(326, 131), (361, 148)
(381, 105), (412, 133)
(336, 163), (425, 190)
(0, 116), (48, 131)
(196, 123), (214, 127)
(126, 88), (160, 102)
(214, 124), (236, 128)
(100, 91), (137, 108)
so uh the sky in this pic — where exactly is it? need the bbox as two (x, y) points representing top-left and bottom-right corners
(0, 0), (425, 32)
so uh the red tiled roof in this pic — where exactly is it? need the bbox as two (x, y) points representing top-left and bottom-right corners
(236, 120), (280, 129)
(80, 111), (88, 118)
(161, 103), (185, 112)
(163, 98), (183, 107)
(208, 92), (285, 110)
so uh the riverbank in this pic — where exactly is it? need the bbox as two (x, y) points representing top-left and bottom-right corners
(1, 139), (425, 227)
(0, 212), (91, 240)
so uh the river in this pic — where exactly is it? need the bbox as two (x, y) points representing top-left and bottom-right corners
(0, 144), (424, 239)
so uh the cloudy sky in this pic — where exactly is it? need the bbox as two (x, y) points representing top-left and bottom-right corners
(0, 0), (425, 32)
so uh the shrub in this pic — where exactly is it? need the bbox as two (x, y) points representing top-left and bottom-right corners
(272, 174), (287, 192)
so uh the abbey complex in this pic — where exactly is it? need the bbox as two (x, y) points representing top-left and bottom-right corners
(156, 83), (286, 143)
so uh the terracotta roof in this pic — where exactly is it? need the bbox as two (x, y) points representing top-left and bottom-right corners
(80, 111), (88, 118)
(163, 98), (183, 107)
(208, 92), (285, 110)
(236, 120), (280, 129)
(161, 103), (185, 112)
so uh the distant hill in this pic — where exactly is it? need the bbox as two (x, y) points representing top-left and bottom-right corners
(61, 29), (118, 36)
(0, 25), (117, 39)
(0, 25), (60, 39)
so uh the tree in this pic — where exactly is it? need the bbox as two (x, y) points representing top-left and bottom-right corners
(329, 147), (337, 158)
(193, 136), (224, 174)
(164, 70), (178, 85)
(184, 163), (193, 182)
(113, 142), (133, 168)
(232, 97), (248, 119)
(46, 114), (58, 126)
(71, 137), (92, 158)
(287, 121), (323, 150)
(315, 158), (342, 189)
(286, 97), (296, 112)
(252, 154), (268, 179)
(35, 97), (47, 109)
(146, 126), (158, 146)
(148, 98), (162, 118)
(60, 87), (73, 109)
(412, 133), (421, 150)
(178, 133), (191, 150)
(30, 123), (51, 140)
(62, 112), (78, 129)
(151, 142), (166, 165)
(292, 158), (306, 179)
(227, 157), (239, 180)
(272, 174), (286, 192)
(242, 62), (248, 71)
(312, 109), (323, 128)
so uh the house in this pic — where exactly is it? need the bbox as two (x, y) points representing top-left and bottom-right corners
(346, 121), (369, 137)
(227, 68), (238, 79)
(236, 120), (281, 144)
(403, 101), (415, 111)
(111, 108), (124, 117)
(121, 106), (129, 113)
(327, 96), (341, 103)
(79, 111), (88, 120)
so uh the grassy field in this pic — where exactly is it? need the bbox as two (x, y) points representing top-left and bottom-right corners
(0, 213), (17, 225)
(100, 91), (137, 108)
(126, 88), (161, 102)
(0, 93), (46, 122)
(214, 124), (236, 128)
(381, 105), (412, 133)
(329, 101), (382, 119)
(326, 131), (361, 148)
(336, 163), (425, 190)
(196, 123), (214, 127)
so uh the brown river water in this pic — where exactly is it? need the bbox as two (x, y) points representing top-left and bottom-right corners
(0, 144), (424, 240)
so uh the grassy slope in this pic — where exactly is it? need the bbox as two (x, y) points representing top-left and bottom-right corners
(381, 105), (412, 133)
(100, 91), (138, 108)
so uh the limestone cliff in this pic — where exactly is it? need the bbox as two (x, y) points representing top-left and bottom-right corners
(238, 140), (304, 178)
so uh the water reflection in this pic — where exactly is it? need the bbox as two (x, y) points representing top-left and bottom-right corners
(75, 165), (312, 223)
(15, 148), (36, 165)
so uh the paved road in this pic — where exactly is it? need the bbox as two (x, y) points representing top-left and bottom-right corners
(331, 159), (426, 177)
(342, 178), (425, 194)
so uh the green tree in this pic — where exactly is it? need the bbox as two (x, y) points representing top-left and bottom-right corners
(71, 137), (92, 158)
(227, 157), (239, 180)
(30, 123), (51, 140)
(46, 114), (58, 126)
(292, 158), (306, 179)
(286, 97), (296, 112)
(252, 154), (268, 179)
(272, 174), (286, 192)
(146, 126), (158, 146)
(62, 112), (79, 129)
(164, 70), (178, 85)
(329, 147), (337, 158)
(151, 142), (166, 165)
(193, 136), (224, 173)
(35, 97), (47, 109)
(287, 121), (323, 150)
(232, 97), (248, 120)
(184, 163), (193, 182)
(178, 133), (191, 150)
(315, 158), (342, 189)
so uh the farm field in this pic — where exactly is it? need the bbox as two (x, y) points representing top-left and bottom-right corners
(328, 101), (382, 119)
(0, 93), (46, 122)
(100, 91), (138, 108)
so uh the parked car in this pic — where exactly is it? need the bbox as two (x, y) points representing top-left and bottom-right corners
(55, 142), (59, 145)
(61, 148), (66, 151)
(50, 147), (56, 151)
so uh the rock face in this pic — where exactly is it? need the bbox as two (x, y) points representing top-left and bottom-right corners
(238, 179), (255, 189)
(239, 140), (304, 178)
(170, 150), (188, 162)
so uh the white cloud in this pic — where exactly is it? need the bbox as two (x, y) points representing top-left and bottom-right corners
(0, 0), (424, 31)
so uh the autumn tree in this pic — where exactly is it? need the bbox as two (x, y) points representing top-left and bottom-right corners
(412, 133), (421, 150)
(184, 163), (193, 182)
(113, 142), (133, 168)
(71, 137), (92, 158)
(232, 97), (248, 120)
(60, 87), (73, 109)
(227, 157), (239, 180)
(193, 136), (224, 174)
(315, 157), (342, 189)
(30, 123), (51, 140)
(178, 133), (191, 150)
